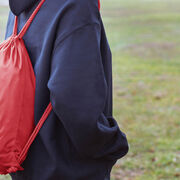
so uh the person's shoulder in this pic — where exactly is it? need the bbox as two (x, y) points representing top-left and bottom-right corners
(71, 0), (100, 23)
(69, 0), (99, 9)
(68, 0), (99, 14)
(52, 0), (101, 45)
(56, 0), (101, 27)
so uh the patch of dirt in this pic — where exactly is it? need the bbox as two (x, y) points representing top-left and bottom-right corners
(111, 168), (144, 180)
(102, 8), (150, 18)
(122, 42), (178, 59)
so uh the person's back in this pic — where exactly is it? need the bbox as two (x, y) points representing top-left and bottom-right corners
(5, 0), (129, 179)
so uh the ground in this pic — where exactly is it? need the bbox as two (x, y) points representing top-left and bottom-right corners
(0, 0), (180, 180)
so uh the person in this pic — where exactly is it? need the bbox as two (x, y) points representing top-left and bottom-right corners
(5, 0), (129, 179)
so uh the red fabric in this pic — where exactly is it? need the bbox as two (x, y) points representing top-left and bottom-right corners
(0, 0), (52, 175)
(98, 0), (100, 10)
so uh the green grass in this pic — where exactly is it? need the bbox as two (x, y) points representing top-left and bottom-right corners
(100, 0), (180, 179)
(0, 6), (9, 42)
(0, 0), (180, 179)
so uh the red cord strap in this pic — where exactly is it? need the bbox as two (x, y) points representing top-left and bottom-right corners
(98, 0), (100, 11)
(18, 102), (52, 164)
(13, 0), (46, 39)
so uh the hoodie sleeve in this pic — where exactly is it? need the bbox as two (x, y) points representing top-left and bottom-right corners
(47, 22), (129, 160)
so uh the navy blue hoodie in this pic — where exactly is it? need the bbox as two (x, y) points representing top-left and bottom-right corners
(5, 0), (129, 179)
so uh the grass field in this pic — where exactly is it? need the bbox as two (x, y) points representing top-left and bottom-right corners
(0, 0), (180, 180)
(0, 5), (8, 42)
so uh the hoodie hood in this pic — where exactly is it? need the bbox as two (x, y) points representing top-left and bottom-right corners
(9, 0), (38, 16)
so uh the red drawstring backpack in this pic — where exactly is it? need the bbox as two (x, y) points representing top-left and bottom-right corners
(0, 0), (52, 174)
(0, 0), (101, 175)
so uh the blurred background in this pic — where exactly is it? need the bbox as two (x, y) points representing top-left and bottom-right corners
(0, 0), (179, 179)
